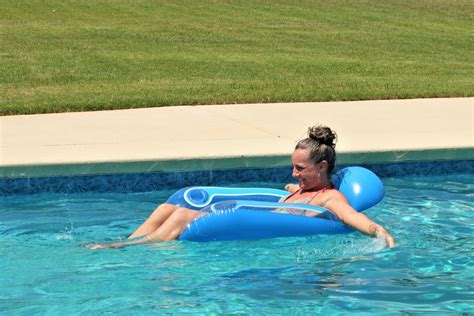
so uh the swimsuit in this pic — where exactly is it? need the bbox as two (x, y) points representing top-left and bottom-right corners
(277, 187), (328, 216)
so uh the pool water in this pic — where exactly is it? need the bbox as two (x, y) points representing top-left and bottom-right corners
(1, 173), (473, 314)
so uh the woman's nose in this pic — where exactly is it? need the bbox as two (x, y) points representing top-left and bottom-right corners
(292, 168), (299, 177)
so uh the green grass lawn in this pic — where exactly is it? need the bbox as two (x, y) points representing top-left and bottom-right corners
(1, 0), (472, 115)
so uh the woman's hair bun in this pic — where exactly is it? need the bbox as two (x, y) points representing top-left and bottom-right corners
(308, 125), (337, 147)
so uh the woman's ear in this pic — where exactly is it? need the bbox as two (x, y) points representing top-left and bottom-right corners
(319, 160), (328, 172)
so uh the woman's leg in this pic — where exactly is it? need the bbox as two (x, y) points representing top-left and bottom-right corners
(146, 207), (206, 241)
(128, 203), (179, 239)
(87, 207), (205, 249)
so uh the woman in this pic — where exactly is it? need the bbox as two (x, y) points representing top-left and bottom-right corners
(88, 125), (395, 249)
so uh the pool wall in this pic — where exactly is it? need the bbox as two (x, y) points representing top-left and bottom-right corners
(1, 159), (472, 196)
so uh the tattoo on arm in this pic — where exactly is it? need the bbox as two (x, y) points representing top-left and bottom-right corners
(369, 224), (379, 236)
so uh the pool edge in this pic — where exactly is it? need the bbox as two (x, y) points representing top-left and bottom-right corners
(1, 147), (473, 179)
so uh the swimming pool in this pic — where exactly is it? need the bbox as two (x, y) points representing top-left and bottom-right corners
(1, 169), (472, 314)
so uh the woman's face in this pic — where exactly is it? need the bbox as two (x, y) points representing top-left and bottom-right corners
(291, 148), (321, 191)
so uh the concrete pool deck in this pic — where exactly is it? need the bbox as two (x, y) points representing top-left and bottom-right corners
(1, 97), (473, 178)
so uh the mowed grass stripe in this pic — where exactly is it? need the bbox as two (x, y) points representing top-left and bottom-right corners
(1, 0), (472, 115)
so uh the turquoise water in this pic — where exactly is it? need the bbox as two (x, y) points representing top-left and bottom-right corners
(1, 173), (473, 314)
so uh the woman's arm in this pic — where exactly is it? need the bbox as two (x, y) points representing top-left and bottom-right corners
(322, 192), (395, 248)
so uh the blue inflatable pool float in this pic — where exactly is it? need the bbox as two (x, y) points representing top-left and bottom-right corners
(164, 166), (384, 242)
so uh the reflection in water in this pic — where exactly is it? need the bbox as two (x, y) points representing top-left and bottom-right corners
(216, 255), (375, 300)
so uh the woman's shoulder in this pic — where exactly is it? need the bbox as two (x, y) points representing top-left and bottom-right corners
(313, 188), (349, 206)
(325, 188), (348, 201)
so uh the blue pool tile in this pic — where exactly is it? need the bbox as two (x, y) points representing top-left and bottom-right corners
(1, 160), (472, 196)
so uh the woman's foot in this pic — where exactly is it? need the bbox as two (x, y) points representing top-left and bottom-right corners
(85, 242), (121, 250)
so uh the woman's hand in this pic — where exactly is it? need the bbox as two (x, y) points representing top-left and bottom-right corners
(322, 191), (396, 248)
(284, 183), (299, 193)
(371, 225), (395, 248)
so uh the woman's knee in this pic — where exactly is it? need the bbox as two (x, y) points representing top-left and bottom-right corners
(159, 208), (205, 240)
(170, 207), (200, 224)
(173, 207), (192, 217)
(152, 203), (177, 215)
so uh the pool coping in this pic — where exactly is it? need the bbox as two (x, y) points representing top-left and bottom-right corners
(1, 97), (473, 179)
